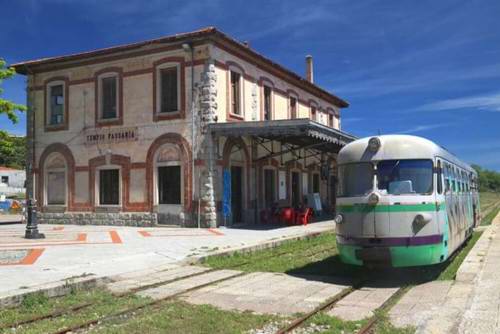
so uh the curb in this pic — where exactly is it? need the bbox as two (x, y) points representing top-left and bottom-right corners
(0, 275), (110, 308)
(181, 228), (334, 266)
(455, 213), (499, 283)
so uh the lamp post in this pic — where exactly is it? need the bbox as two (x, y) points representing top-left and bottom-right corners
(24, 198), (45, 239)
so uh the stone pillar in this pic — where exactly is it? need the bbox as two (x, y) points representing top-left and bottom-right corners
(198, 59), (218, 228)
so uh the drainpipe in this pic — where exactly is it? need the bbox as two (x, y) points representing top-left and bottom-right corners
(182, 42), (197, 228)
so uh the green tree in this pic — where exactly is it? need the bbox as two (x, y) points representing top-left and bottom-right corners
(1, 58), (26, 123)
(472, 164), (500, 193)
(0, 58), (26, 169)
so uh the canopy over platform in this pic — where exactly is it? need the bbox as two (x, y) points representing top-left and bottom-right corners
(209, 119), (357, 161)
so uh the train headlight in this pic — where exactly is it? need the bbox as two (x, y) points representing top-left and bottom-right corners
(368, 137), (381, 153)
(414, 213), (432, 226)
(334, 214), (344, 224)
(368, 192), (380, 205)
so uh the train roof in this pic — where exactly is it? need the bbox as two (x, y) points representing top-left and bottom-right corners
(337, 135), (476, 174)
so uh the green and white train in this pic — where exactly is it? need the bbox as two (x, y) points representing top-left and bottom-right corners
(334, 135), (480, 267)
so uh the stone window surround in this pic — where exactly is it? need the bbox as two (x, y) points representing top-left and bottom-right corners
(226, 61), (245, 121)
(152, 56), (186, 122)
(94, 67), (124, 127)
(44, 76), (69, 132)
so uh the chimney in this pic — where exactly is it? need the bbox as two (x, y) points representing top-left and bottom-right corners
(305, 55), (313, 83)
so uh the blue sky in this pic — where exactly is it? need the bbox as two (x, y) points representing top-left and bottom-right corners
(1, 0), (500, 170)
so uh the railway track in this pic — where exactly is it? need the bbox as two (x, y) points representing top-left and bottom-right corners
(0, 237), (337, 333)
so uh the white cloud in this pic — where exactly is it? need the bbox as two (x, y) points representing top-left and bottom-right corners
(416, 92), (500, 112)
(397, 123), (451, 134)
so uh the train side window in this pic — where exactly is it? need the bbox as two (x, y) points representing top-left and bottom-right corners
(437, 161), (443, 194)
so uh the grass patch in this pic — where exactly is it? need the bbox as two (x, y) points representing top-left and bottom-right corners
(0, 289), (145, 334)
(302, 312), (367, 333)
(371, 313), (415, 334)
(481, 206), (500, 226)
(203, 233), (341, 273)
(89, 300), (279, 334)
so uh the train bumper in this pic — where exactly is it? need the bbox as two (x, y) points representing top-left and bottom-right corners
(338, 241), (445, 267)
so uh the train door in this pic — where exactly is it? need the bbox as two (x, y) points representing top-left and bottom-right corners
(435, 159), (448, 258)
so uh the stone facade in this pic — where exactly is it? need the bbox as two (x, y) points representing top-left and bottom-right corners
(14, 28), (348, 228)
(37, 212), (157, 227)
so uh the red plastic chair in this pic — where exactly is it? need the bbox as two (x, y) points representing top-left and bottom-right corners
(296, 208), (313, 226)
(280, 207), (295, 225)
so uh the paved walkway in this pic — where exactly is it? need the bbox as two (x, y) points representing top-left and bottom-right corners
(0, 221), (333, 298)
(390, 213), (500, 333)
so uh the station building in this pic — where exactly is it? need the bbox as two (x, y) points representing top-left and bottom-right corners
(13, 27), (356, 227)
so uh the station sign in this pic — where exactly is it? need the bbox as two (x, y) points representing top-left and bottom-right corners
(85, 127), (138, 146)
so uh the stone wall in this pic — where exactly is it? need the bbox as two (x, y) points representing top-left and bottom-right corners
(37, 212), (158, 227)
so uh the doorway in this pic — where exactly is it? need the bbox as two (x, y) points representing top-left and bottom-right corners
(291, 171), (300, 208)
(231, 166), (243, 223)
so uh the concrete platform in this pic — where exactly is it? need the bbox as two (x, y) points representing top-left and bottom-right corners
(390, 213), (500, 333)
(182, 272), (350, 315)
(328, 284), (399, 321)
(0, 221), (333, 301)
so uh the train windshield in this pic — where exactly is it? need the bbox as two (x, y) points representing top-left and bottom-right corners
(338, 163), (373, 197)
(377, 159), (433, 195)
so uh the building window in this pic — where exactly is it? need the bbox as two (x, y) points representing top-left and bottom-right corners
(158, 166), (181, 205)
(328, 114), (334, 127)
(313, 173), (320, 193)
(264, 169), (276, 207)
(49, 83), (64, 125)
(100, 75), (118, 119)
(47, 171), (66, 205)
(1, 176), (8, 184)
(45, 154), (66, 206)
(160, 67), (179, 113)
(99, 169), (120, 205)
(290, 97), (297, 119)
(230, 71), (241, 115)
(311, 107), (317, 121)
(263, 86), (272, 120)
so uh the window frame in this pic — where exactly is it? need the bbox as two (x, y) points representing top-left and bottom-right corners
(229, 70), (243, 117)
(263, 85), (273, 121)
(95, 68), (123, 126)
(96, 166), (122, 207)
(289, 95), (298, 119)
(44, 77), (69, 131)
(153, 57), (186, 122)
(157, 63), (181, 115)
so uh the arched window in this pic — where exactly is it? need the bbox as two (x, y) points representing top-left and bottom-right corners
(45, 153), (67, 206)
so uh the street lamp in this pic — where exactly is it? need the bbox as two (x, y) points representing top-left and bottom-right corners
(24, 198), (45, 239)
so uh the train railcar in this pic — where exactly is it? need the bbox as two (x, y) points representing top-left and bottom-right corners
(334, 135), (480, 267)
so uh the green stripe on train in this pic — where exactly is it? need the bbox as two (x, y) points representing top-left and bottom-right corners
(337, 203), (445, 213)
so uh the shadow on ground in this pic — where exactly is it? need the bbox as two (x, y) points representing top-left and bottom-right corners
(286, 254), (453, 288)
